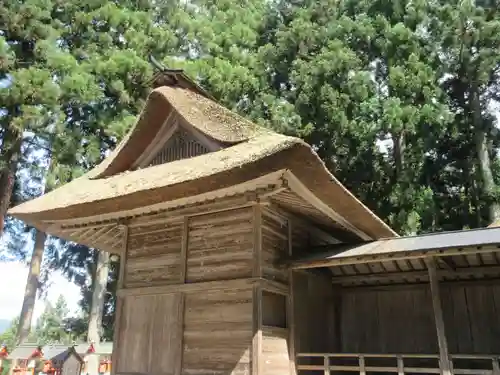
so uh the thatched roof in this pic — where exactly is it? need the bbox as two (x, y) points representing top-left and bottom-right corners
(8, 83), (396, 240)
(86, 86), (271, 179)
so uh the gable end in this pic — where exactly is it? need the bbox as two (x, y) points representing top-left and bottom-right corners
(148, 128), (209, 166)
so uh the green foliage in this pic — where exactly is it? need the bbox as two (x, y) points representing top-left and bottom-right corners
(0, 295), (80, 348)
(1, 359), (11, 375)
(0, 317), (20, 349)
(48, 245), (118, 342)
(249, 0), (500, 234)
(33, 295), (78, 345)
(1, 0), (198, 336)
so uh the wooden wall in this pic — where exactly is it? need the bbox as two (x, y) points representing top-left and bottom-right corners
(340, 282), (500, 354)
(114, 199), (343, 375)
(125, 220), (183, 287)
(259, 206), (340, 375)
(62, 354), (83, 375)
(441, 282), (500, 354)
(187, 208), (254, 282)
(115, 202), (258, 375)
(340, 286), (437, 353)
(114, 293), (183, 374)
(293, 272), (337, 354)
(183, 289), (252, 375)
(261, 208), (289, 283)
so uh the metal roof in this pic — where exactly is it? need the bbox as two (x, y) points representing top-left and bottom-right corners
(9, 342), (113, 360)
(290, 226), (500, 269)
(74, 342), (113, 355)
(43, 346), (70, 360)
(8, 344), (39, 359)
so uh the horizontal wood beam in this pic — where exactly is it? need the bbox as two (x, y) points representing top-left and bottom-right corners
(304, 221), (365, 244)
(289, 245), (500, 270)
(270, 203), (364, 243)
(260, 278), (289, 295)
(341, 278), (500, 293)
(331, 265), (500, 285)
(117, 277), (288, 297)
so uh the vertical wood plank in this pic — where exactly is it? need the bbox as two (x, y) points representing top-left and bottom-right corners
(253, 204), (262, 278)
(252, 204), (262, 375)
(175, 293), (185, 375)
(448, 286), (472, 353)
(333, 288), (342, 352)
(111, 225), (128, 375)
(117, 225), (129, 290)
(179, 216), (189, 283)
(426, 258), (452, 375)
(252, 286), (263, 375)
(147, 295), (157, 375)
(287, 219), (296, 375)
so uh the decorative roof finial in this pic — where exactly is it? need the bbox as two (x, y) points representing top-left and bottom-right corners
(147, 55), (215, 100)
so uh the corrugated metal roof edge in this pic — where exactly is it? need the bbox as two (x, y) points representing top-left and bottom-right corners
(374, 225), (500, 241)
(290, 226), (500, 267)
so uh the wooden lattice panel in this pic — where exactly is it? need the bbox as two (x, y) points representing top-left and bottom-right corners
(61, 224), (125, 253)
(149, 128), (208, 166)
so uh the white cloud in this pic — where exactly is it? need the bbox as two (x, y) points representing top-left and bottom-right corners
(0, 262), (81, 323)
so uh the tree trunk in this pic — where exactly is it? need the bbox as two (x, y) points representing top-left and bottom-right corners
(393, 130), (405, 179)
(471, 88), (500, 223)
(0, 128), (22, 234)
(86, 250), (110, 375)
(15, 151), (58, 344)
(17, 230), (47, 344)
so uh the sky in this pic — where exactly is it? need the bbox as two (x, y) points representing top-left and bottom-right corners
(0, 261), (81, 322)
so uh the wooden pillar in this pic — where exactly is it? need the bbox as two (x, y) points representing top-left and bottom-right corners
(287, 219), (297, 375)
(179, 216), (189, 283)
(253, 204), (262, 278)
(426, 258), (452, 375)
(252, 204), (263, 375)
(175, 216), (189, 375)
(111, 225), (129, 375)
(252, 286), (263, 375)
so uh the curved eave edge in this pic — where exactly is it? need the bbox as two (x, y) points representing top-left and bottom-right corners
(283, 171), (372, 241)
(14, 171), (286, 224)
(14, 170), (373, 245)
(8, 141), (396, 239)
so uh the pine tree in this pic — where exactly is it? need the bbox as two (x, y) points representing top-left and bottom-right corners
(1, 0), (193, 345)
(33, 295), (74, 345)
(430, 0), (500, 225)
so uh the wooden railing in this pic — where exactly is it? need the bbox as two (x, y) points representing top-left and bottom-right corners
(296, 353), (500, 374)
